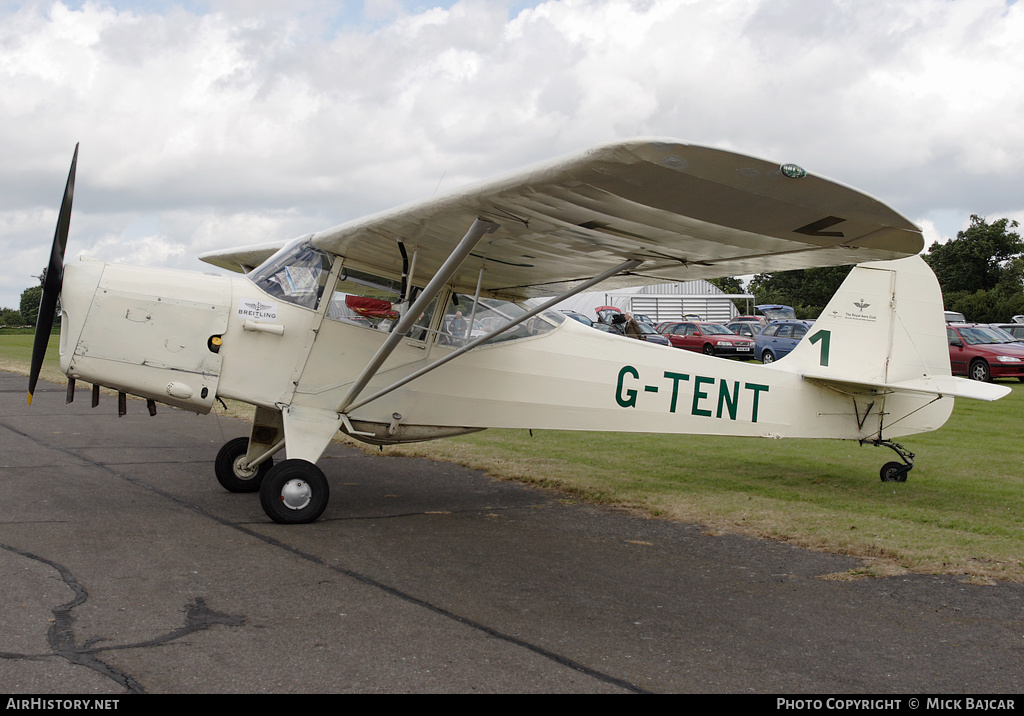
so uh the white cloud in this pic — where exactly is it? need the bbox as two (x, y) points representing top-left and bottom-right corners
(1, 0), (1022, 309)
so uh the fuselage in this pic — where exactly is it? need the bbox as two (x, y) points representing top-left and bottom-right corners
(58, 253), (953, 447)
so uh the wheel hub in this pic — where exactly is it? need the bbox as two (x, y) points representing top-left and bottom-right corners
(280, 479), (312, 510)
(232, 455), (258, 479)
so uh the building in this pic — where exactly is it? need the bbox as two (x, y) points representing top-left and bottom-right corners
(554, 280), (754, 323)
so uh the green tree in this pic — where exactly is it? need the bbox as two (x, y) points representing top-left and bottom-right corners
(0, 307), (27, 326)
(747, 265), (853, 319)
(924, 215), (1023, 294)
(922, 215), (1024, 322)
(20, 285), (42, 326)
(707, 276), (744, 295)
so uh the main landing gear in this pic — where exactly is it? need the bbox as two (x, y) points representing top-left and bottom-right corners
(870, 439), (915, 483)
(214, 438), (329, 524)
(259, 459), (329, 524)
(215, 437), (274, 492)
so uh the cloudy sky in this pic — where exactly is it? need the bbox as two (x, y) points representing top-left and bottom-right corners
(1, 0), (1021, 309)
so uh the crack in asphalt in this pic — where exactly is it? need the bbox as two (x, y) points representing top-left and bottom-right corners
(0, 543), (244, 694)
(1, 415), (647, 694)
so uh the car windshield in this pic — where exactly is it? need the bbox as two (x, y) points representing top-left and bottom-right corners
(957, 326), (1018, 345)
(757, 305), (796, 321)
(990, 326), (1019, 341)
(562, 312), (592, 325)
(700, 324), (733, 335)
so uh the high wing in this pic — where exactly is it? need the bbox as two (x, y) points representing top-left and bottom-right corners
(199, 138), (923, 300)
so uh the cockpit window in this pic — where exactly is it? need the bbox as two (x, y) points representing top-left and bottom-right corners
(326, 266), (405, 330)
(248, 238), (333, 310)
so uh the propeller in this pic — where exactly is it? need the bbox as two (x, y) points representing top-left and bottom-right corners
(28, 144), (78, 405)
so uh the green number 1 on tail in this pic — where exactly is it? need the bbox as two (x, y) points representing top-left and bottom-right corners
(809, 329), (831, 367)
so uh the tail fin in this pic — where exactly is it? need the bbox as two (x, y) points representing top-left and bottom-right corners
(781, 255), (1008, 401)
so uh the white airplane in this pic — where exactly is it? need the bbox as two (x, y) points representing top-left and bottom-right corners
(28, 139), (1010, 524)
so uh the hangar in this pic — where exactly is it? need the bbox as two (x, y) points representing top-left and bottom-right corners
(553, 279), (754, 323)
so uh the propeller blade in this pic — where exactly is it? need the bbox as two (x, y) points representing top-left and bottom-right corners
(28, 144), (78, 405)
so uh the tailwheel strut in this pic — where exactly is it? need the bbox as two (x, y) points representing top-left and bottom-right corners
(867, 439), (915, 483)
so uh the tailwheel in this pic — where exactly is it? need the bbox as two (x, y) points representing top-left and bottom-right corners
(259, 459), (329, 524)
(880, 461), (910, 483)
(869, 439), (915, 483)
(215, 437), (273, 493)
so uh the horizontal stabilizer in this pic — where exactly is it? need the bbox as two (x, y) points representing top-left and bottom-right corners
(802, 371), (1011, 401)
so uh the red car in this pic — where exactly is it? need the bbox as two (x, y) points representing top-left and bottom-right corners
(655, 321), (755, 358)
(947, 323), (1024, 382)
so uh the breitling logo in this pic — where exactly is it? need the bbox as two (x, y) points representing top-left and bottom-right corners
(237, 298), (279, 321)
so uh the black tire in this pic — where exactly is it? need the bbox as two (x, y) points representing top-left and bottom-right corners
(969, 360), (991, 382)
(703, 344), (715, 356)
(215, 437), (272, 493)
(761, 350), (775, 364)
(259, 459), (329, 524)
(880, 461), (908, 483)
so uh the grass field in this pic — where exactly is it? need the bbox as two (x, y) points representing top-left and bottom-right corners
(3, 334), (1022, 583)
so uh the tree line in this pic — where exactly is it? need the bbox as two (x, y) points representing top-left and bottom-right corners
(745, 215), (1023, 323)
(0, 285), (43, 327)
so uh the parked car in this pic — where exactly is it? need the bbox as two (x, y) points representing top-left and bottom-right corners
(947, 323), (1024, 382)
(725, 320), (761, 338)
(730, 315), (764, 327)
(755, 319), (813, 363)
(990, 323), (1024, 341)
(633, 314), (655, 326)
(655, 321), (755, 358)
(595, 305), (624, 329)
(755, 304), (797, 322)
(945, 310), (967, 323)
(633, 322), (671, 346)
(560, 310), (593, 327)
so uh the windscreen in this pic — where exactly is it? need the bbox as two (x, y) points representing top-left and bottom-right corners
(247, 238), (333, 310)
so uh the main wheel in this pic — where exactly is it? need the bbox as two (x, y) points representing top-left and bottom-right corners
(761, 350), (775, 364)
(259, 459), (329, 524)
(969, 359), (991, 382)
(880, 461), (908, 483)
(215, 437), (273, 493)
(703, 344), (715, 356)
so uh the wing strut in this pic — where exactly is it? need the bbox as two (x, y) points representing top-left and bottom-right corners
(343, 258), (643, 413)
(336, 218), (499, 413)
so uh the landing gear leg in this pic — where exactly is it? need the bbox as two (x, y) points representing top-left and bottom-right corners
(871, 439), (915, 483)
